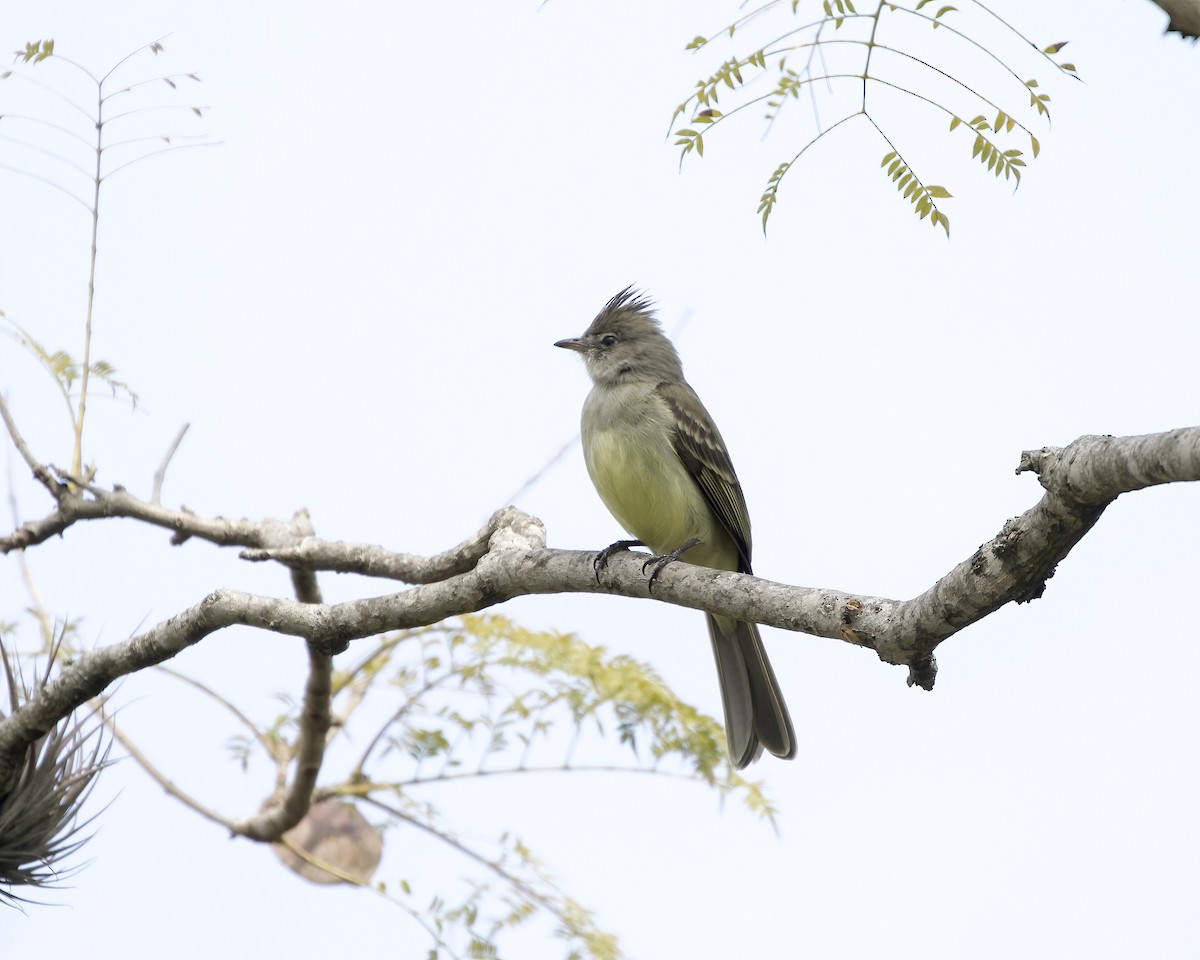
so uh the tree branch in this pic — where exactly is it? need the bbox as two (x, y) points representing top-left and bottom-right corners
(0, 427), (1196, 783)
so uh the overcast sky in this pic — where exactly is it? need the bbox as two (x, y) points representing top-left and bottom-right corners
(2, 1), (1198, 958)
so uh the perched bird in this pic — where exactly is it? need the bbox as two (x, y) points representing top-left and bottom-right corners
(555, 287), (794, 768)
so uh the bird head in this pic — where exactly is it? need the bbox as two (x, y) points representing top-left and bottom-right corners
(554, 286), (684, 386)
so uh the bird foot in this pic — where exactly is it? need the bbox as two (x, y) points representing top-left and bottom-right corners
(642, 537), (702, 592)
(593, 539), (644, 583)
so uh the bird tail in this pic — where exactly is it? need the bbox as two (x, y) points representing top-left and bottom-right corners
(706, 614), (795, 769)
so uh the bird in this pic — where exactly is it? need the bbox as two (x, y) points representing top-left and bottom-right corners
(555, 286), (794, 768)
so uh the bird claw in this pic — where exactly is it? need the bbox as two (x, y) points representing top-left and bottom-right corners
(593, 539), (644, 583)
(641, 537), (702, 593)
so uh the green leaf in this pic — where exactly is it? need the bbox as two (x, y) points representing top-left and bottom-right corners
(928, 186), (952, 198)
(880, 151), (897, 167)
(1030, 135), (1041, 158)
(1042, 41), (1069, 54)
(949, 116), (961, 131)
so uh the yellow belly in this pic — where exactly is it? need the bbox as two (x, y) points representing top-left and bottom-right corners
(583, 422), (736, 571)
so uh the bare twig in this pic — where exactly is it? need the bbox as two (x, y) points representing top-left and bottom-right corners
(150, 422), (189, 505)
(153, 665), (275, 756)
(98, 705), (237, 832)
(0, 395), (60, 498)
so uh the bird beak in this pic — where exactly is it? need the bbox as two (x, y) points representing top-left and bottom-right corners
(554, 337), (587, 352)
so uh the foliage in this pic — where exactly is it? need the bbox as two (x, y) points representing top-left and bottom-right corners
(671, 0), (1079, 234)
(0, 635), (108, 908)
(0, 40), (783, 958)
(0, 38), (209, 477)
(141, 615), (774, 959)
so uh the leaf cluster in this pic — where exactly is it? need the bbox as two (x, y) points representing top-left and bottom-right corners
(149, 615), (773, 960)
(669, 0), (1080, 234)
(0, 636), (108, 909)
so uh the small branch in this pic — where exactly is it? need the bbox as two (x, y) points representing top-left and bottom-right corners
(151, 422), (189, 505)
(100, 141), (221, 183)
(232, 508), (330, 842)
(99, 36), (172, 89)
(0, 480), (322, 554)
(153, 664), (274, 755)
(0, 394), (63, 498)
(231, 645), (332, 842)
(328, 764), (696, 796)
(100, 707), (237, 832)
(241, 506), (533, 583)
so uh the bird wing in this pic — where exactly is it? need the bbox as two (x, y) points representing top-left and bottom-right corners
(656, 381), (754, 572)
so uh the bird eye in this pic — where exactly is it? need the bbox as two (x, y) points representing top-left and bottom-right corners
(600, 334), (618, 347)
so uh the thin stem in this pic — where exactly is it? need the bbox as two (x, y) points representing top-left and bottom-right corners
(101, 104), (207, 125)
(99, 132), (210, 153)
(0, 113), (98, 151)
(101, 73), (201, 103)
(870, 41), (1036, 135)
(5, 323), (82, 432)
(0, 394), (59, 496)
(363, 795), (557, 910)
(0, 134), (94, 180)
(350, 672), (449, 780)
(784, 109), (862, 164)
(152, 662), (273, 754)
(47, 55), (100, 87)
(964, 0), (1080, 78)
(6, 481), (56, 647)
(0, 162), (91, 212)
(72, 82), (103, 479)
(99, 141), (219, 182)
(336, 764), (695, 792)
(99, 36), (170, 89)
(99, 705), (239, 831)
(863, 5), (885, 105)
(150, 423), (189, 504)
(502, 433), (577, 505)
(890, 3), (1049, 102)
(0, 69), (97, 125)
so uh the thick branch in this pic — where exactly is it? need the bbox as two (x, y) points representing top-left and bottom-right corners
(1, 469), (519, 585)
(229, 507), (331, 841)
(1, 427), (1195, 781)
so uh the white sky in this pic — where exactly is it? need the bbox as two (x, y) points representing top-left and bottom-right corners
(2, 1), (1198, 957)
